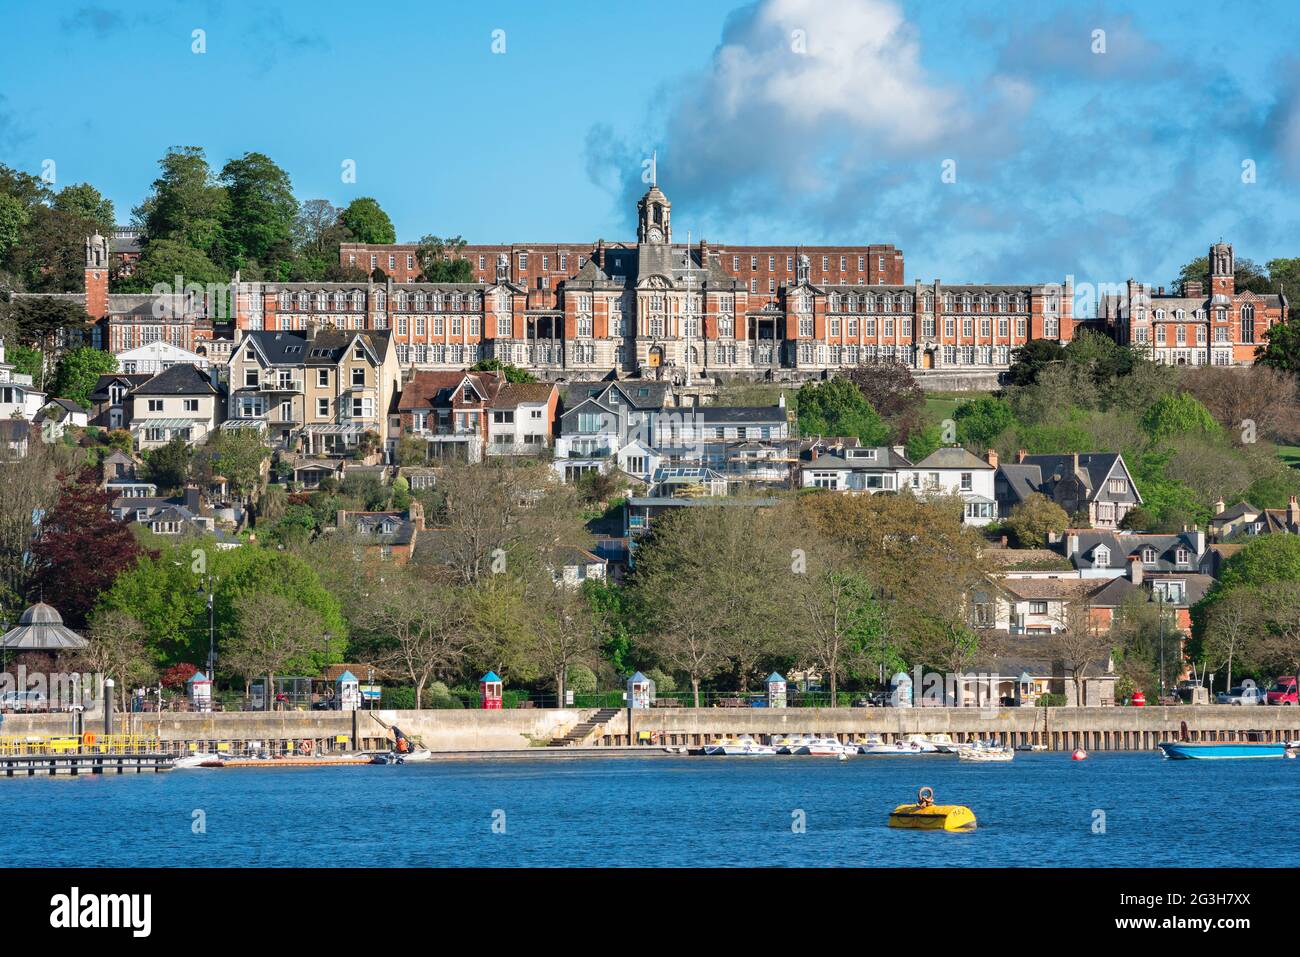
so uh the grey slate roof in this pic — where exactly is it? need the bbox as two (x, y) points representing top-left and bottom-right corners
(915, 446), (995, 470)
(132, 364), (216, 396)
(1063, 530), (1203, 572)
(0, 603), (87, 650)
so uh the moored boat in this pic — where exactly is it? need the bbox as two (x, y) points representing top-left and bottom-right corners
(956, 744), (1014, 762)
(1158, 741), (1286, 760)
(702, 735), (777, 756)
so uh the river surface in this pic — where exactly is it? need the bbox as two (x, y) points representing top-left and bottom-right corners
(1, 752), (1289, 867)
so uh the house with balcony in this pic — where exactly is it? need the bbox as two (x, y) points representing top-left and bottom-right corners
(226, 327), (399, 454)
(553, 380), (672, 483)
(799, 444), (912, 492)
(396, 369), (503, 464)
(995, 451), (1141, 529)
(127, 363), (221, 450)
(487, 382), (558, 456)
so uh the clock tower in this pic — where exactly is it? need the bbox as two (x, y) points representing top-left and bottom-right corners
(637, 184), (671, 245)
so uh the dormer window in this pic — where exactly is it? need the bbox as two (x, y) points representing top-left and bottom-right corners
(1175, 547), (1190, 566)
(1141, 547), (1156, 565)
(1093, 546), (1110, 566)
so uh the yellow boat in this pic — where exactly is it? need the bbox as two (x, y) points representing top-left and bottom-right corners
(888, 786), (976, 831)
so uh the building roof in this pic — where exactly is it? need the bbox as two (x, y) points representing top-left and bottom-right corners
(0, 602), (88, 650)
(132, 363), (217, 396)
(1063, 529), (1204, 572)
(398, 370), (501, 410)
(997, 577), (1099, 601)
(694, 405), (787, 425)
(915, 446), (995, 471)
(490, 382), (556, 408)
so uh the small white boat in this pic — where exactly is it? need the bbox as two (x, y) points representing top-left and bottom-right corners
(703, 735), (777, 756)
(803, 736), (856, 756)
(772, 733), (814, 754)
(173, 753), (226, 769)
(861, 739), (936, 756)
(922, 733), (967, 753)
(1015, 743), (1047, 752)
(371, 748), (433, 764)
(957, 743), (1014, 762)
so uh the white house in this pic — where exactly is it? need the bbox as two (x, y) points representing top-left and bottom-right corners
(800, 445), (912, 492)
(0, 339), (46, 422)
(907, 447), (999, 525)
(114, 340), (210, 375)
(487, 382), (557, 456)
(33, 398), (89, 441)
(128, 363), (221, 449)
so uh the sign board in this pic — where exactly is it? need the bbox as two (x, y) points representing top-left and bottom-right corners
(360, 685), (382, 701)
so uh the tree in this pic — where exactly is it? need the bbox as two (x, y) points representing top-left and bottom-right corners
(360, 565), (471, 709)
(1173, 254), (1272, 297)
(134, 146), (228, 263)
(1140, 391), (1222, 442)
(842, 362), (924, 424)
(7, 296), (87, 363)
(795, 376), (889, 445)
(788, 538), (881, 700)
(1257, 317), (1300, 376)
(1006, 339), (1066, 387)
(338, 197), (396, 245)
(83, 608), (155, 712)
(1003, 493), (1070, 547)
(52, 183), (114, 233)
(1046, 599), (1113, 706)
(1215, 534), (1300, 590)
(513, 571), (603, 705)
(119, 238), (228, 293)
(51, 347), (117, 408)
(193, 429), (269, 503)
(1253, 581), (1300, 703)
(0, 192), (28, 264)
(1181, 365), (1300, 443)
(470, 358), (537, 383)
(416, 234), (473, 282)
(219, 152), (298, 268)
(1199, 588), (1260, 694)
(954, 396), (1016, 449)
(225, 590), (323, 709)
(0, 441), (76, 613)
(143, 435), (193, 493)
(30, 468), (147, 628)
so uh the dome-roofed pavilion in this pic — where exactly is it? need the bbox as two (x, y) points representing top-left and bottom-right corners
(0, 602), (88, 651)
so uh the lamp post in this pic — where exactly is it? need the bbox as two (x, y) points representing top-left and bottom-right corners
(1157, 590), (1167, 702)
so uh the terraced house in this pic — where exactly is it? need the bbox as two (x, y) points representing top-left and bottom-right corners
(225, 327), (400, 455)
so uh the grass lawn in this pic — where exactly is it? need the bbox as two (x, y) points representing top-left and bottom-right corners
(923, 390), (990, 425)
(1278, 445), (1300, 470)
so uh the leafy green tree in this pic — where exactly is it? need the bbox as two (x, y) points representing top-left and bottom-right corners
(470, 358), (537, 383)
(1140, 391), (1221, 442)
(52, 183), (114, 233)
(795, 376), (889, 445)
(1006, 339), (1066, 387)
(903, 421), (942, 462)
(5, 344), (43, 382)
(52, 347), (117, 407)
(219, 152), (298, 268)
(954, 396), (1015, 449)
(338, 197), (396, 245)
(1004, 493), (1070, 547)
(584, 578), (638, 675)
(1257, 317), (1300, 375)
(0, 192), (30, 264)
(134, 146), (228, 262)
(417, 234), (473, 282)
(8, 297), (89, 363)
(193, 429), (269, 503)
(143, 435), (192, 492)
(120, 238), (228, 293)
(1173, 254), (1272, 296)
(1215, 534), (1300, 590)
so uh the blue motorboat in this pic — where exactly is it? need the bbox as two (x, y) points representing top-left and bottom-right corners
(1158, 741), (1288, 760)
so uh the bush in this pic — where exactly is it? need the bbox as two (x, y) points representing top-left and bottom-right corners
(645, 667), (676, 694)
(1036, 693), (1067, 707)
(382, 686), (416, 709)
(567, 663), (597, 694)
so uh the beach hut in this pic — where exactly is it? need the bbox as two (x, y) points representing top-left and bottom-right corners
(186, 671), (213, 712)
(627, 671), (654, 710)
(337, 670), (360, 711)
(1016, 671), (1034, 706)
(889, 671), (913, 708)
(766, 672), (787, 708)
(480, 671), (503, 710)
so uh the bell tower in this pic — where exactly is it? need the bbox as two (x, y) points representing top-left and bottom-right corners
(1210, 241), (1234, 297)
(637, 185), (671, 245)
(84, 232), (110, 319)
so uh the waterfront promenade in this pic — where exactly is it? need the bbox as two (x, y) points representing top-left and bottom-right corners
(5, 706), (1299, 756)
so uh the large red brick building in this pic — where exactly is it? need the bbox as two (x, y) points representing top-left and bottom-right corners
(1097, 242), (1287, 366)
(224, 182), (1074, 379)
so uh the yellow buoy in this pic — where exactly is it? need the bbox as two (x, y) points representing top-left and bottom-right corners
(888, 786), (976, 831)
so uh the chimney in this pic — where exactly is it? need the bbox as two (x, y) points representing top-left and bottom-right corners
(1157, 286), (1165, 296)
(1017, 449), (1028, 463)
(985, 448), (998, 468)
(1289, 495), (1300, 528)
(183, 486), (201, 513)
(1071, 452), (1079, 473)
(699, 238), (710, 264)
(1127, 554), (1143, 585)
(1192, 524), (1205, 555)
(1213, 497), (1225, 516)
(892, 445), (906, 459)
(1067, 531), (1079, 557)
(811, 445), (819, 461)
(595, 239), (606, 270)
(336, 509), (347, 531)
(1184, 279), (1204, 298)
(409, 499), (425, 531)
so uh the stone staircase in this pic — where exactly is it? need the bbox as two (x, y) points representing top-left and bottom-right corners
(547, 708), (623, 747)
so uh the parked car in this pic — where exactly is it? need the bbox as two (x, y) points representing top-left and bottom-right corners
(1216, 685), (1267, 706)
(1267, 677), (1298, 706)
(0, 691), (47, 712)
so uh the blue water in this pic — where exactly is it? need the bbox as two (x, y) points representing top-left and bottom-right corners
(1, 753), (1292, 867)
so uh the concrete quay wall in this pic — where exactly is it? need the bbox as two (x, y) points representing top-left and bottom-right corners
(5, 706), (1299, 753)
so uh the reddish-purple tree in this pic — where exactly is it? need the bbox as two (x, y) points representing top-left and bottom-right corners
(30, 467), (148, 628)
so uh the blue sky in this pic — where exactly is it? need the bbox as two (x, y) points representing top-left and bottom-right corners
(3, 0), (1300, 297)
